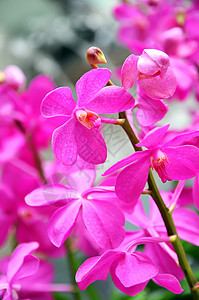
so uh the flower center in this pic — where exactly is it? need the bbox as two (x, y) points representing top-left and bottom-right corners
(75, 109), (101, 130)
(150, 150), (172, 183)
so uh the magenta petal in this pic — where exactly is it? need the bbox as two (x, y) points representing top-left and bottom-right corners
(41, 87), (76, 117)
(75, 121), (107, 164)
(103, 151), (148, 176)
(193, 175), (199, 210)
(76, 68), (111, 107)
(153, 274), (183, 294)
(144, 243), (184, 280)
(115, 252), (158, 287)
(111, 262), (148, 296)
(7, 242), (39, 282)
(136, 125), (170, 149)
(85, 86), (135, 113)
(138, 49), (169, 76)
(13, 255), (39, 282)
(82, 200), (125, 249)
(136, 96), (168, 126)
(48, 200), (81, 247)
(116, 156), (150, 204)
(76, 250), (120, 290)
(24, 75), (56, 117)
(163, 145), (199, 180)
(173, 208), (199, 246)
(163, 130), (199, 147)
(121, 54), (139, 90)
(25, 184), (77, 207)
(138, 53), (160, 76)
(139, 67), (177, 99)
(52, 118), (77, 166)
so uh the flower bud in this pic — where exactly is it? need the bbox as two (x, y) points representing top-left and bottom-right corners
(86, 47), (107, 65)
(138, 49), (170, 77)
(4, 65), (26, 90)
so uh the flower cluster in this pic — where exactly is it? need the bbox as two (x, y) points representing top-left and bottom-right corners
(1, 1), (199, 299)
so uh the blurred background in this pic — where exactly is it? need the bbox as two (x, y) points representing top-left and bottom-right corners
(0, 0), (129, 86)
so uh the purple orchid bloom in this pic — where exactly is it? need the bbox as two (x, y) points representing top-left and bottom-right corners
(0, 242), (72, 300)
(103, 124), (199, 205)
(41, 68), (135, 166)
(121, 49), (177, 100)
(76, 236), (183, 296)
(126, 191), (199, 264)
(25, 166), (125, 250)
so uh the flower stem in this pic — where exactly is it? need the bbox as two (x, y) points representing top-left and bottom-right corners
(119, 111), (199, 299)
(65, 239), (82, 300)
(26, 134), (47, 184)
(15, 120), (47, 184)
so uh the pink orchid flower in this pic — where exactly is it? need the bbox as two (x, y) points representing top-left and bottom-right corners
(25, 170), (125, 249)
(103, 124), (199, 204)
(121, 49), (177, 100)
(126, 192), (199, 267)
(41, 68), (135, 165)
(0, 242), (72, 300)
(76, 236), (183, 296)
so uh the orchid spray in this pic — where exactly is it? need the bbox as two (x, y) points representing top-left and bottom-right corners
(1, 1), (199, 300)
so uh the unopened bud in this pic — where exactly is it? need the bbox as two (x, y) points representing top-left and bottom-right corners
(87, 47), (107, 65)
(4, 65), (26, 90)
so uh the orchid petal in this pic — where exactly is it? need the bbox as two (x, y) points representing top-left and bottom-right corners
(144, 243), (184, 280)
(136, 125), (170, 149)
(76, 68), (111, 107)
(82, 200), (125, 249)
(172, 208), (199, 246)
(103, 151), (148, 176)
(138, 67), (177, 99)
(163, 130), (199, 147)
(7, 242), (39, 282)
(193, 175), (199, 210)
(153, 274), (183, 294)
(12, 255), (39, 282)
(138, 49), (170, 76)
(115, 156), (150, 204)
(115, 252), (158, 287)
(52, 118), (77, 166)
(75, 121), (107, 165)
(76, 250), (121, 290)
(136, 96), (168, 126)
(111, 261), (148, 296)
(121, 54), (139, 90)
(41, 87), (76, 117)
(48, 200), (81, 247)
(163, 145), (199, 180)
(25, 184), (78, 207)
(25, 75), (56, 117)
(85, 86), (135, 113)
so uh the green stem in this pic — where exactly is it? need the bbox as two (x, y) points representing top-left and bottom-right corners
(65, 239), (82, 300)
(15, 120), (47, 184)
(119, 111), (199, 299)
(26, 134), (47, 184)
